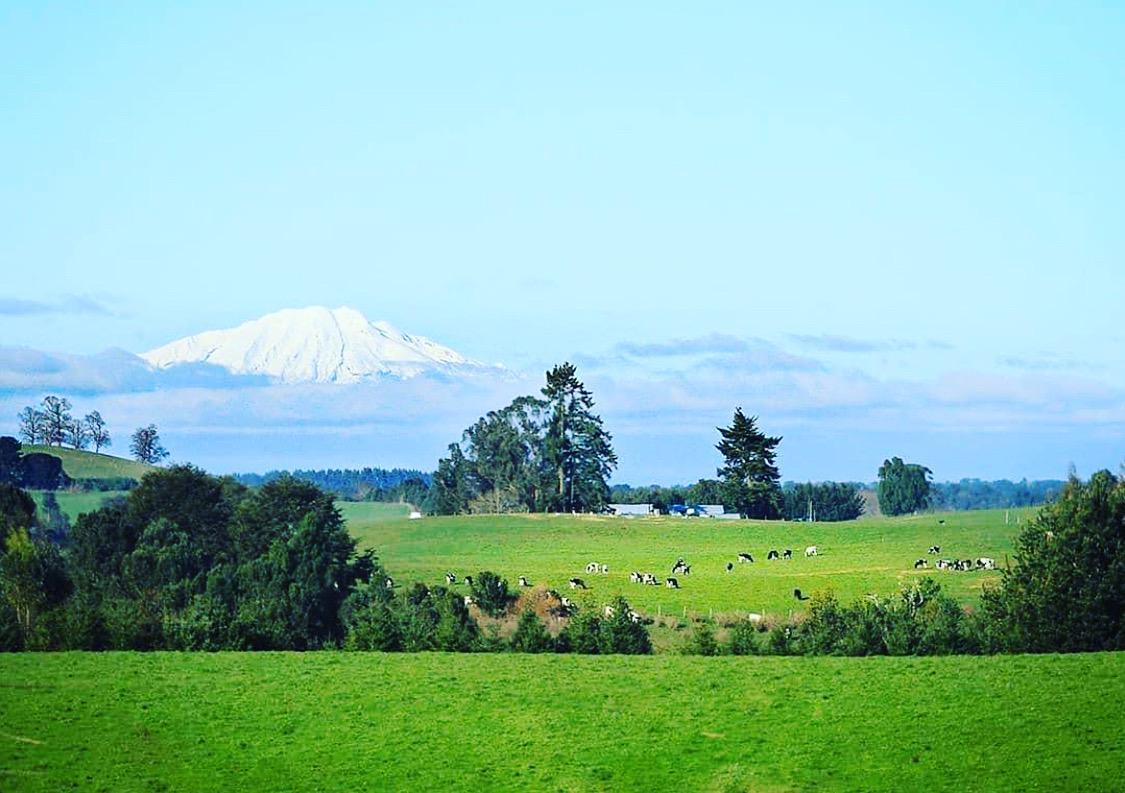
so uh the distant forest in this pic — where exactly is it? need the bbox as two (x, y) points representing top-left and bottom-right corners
(233, 468), (432, 502)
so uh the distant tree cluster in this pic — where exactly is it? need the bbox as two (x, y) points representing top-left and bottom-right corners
(18, 397), (111, 453)
(432, 364), (617, 515)
(234, 468), (432, 502)
(609, 479), (725, 511)
(781, 482), (866, 522)
(930, 479), (1064, 511)
(877, 457), (932, 516)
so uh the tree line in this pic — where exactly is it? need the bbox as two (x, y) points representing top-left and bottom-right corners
(15, 396), (170, 464)
(234, 468), (432, 503)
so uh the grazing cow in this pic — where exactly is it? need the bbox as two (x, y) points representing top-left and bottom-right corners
(976, 557), (996, 570)
(586, 562), (599, 574)
(681, 564), (692, 575)
(793, 588), (808, 601)
(464, 575), (474, 587)
(938, 519), (946, 525)
(737, 552), (754, 563)
(518, 576), (530, 587)
(767, 550), (780, 560)
(666, 577), (680, 589)
(914, 559), (928, 569)
(445, 572), (457, 585)
(560, 596), (574, 608)
(603, 605), (616, 618)
(629, 571), (642, 583)
(384, 576), (395, 589)
(783, 549), (793, 560)
(936, 559), (952, 570)
(805, 545), (818, 557)
(672, 558), (687, 574)
(962, 559), (974, 571)
(726, 562), (734, 572)
(569, 577), (588, 590)
(928, 545), (941, 554)
(642, 573), (659, 586)
(464, 595), (474, 606)
(628, 611), (642, 624)
(599, 564), (609, 574)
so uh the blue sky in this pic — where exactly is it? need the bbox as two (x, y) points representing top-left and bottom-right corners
(1, 2), (1123, 482)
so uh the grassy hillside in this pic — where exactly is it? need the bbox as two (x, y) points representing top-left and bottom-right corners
(21, 444), (155, 482)
(345, 508), (1031, 620)
(29, 490), (130, 523)
(0, 651), (1120, 791)
(336, 500), (412, 525)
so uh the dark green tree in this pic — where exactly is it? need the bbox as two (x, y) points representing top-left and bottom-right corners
(541, 363), (616, 512)
(431, 444), (475, 515)
(0, 437), (22, 486)
(877, 457), (932, 515)
(469, 570), (513, 618)
(982, 470), (1125, 653)
(509, 608), (554, 653)
(716, 409), (782, 519)
(0, 483), (37, 542)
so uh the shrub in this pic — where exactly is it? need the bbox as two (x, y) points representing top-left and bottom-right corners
(469, 571), (513, 618)
(727, 619), (765, 655)
(510, 609), (554, 653)
(684, 622), (719, 656)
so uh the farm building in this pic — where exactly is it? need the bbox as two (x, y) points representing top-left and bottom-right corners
(697, 504), (727, 517)
(608, 503), (656, 517)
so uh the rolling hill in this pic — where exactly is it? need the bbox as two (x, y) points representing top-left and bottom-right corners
(21, 445), (156, 482)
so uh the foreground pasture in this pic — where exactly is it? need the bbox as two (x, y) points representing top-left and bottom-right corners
(344, 508), (1025, 620)
(1, 652), (1120, 791)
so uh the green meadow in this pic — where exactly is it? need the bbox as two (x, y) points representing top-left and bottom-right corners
(20, 445), (154, 482)
(29, 490), (131, 524)
(345, 507), (1029, 620)
(1, 651), (1121, 792)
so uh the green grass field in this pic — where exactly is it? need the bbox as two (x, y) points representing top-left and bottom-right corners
(28, 490), (130, 524)
(345, 508), (1030, 622)
(21, 445), (155, 482)
(0, 651), (1120, 791)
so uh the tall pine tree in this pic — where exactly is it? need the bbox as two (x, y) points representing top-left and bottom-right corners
(716, 408), (782, 519)
(542, 363), (616, 512)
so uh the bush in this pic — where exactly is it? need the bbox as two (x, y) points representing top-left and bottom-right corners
(982, 470), (1125, 653)
(684, 622), (719, 656)
(727, 619), (764, 655)
(469, 571), (513, 618)
(510, 609), (554, 653)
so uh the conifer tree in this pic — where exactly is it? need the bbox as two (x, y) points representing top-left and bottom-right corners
(716, 408), (782, 519)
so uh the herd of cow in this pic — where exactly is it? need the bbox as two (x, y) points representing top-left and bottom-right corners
(912, 545), (996, 571)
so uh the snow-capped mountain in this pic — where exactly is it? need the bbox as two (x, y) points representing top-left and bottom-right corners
(140, 306), (498, 384)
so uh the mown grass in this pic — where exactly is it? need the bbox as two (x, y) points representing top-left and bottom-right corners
(345, 508), (1029, 622)
(21, 445), (155, 482)
(0, 651), (1120, 792)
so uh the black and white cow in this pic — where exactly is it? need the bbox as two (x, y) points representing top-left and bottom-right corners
(782, 549), (793, 560)
(518, 576), (531, 587)
(737, 552), (754, 563)
(767, 550), (780, 560)
(935, 559), (952, 570)
(643, 573), (659, 586)
(569, 577), (588, 589)
(805, 545), (818, 557)
(445, 572), (457, 585)
(464, 575), (474, 587)
(914, 559), (928, 569)
(629, 571), (642, 583)
(672, 558), (687, 574)
(666, 577), (680, 589)
(793, 588), (808, 601)
(726, 562), (734, 572)
(585, 562), (600, 574)
(928, 545), (941, 554)
(384, 576), (395, 589)
(976, 557), (996, 570)
(599, 564), (609, 574)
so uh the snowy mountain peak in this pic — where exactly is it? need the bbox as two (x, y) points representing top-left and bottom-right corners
(140, 306), (495, 384)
